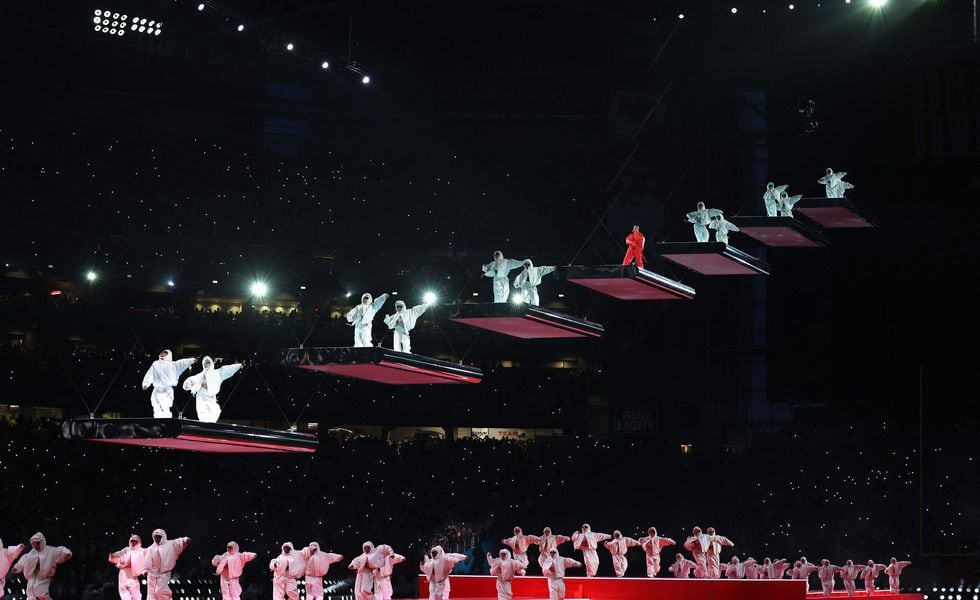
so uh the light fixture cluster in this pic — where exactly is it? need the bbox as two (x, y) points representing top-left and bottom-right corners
(93, 9), (163, 37)
(674, 0), (886, 20)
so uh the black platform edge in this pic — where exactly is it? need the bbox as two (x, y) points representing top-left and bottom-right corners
(279, 346), (483, 380)
(451, 302), (605, 337)
(795, 197), (881, 227)
(62, 418), (319, 451)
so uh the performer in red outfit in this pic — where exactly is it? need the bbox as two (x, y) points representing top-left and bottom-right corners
(622, 226), (646, 269)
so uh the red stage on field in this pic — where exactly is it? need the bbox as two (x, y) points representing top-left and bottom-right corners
(557, 265), (696, 301)
(280, 346), (483, 384)
(416, 575), (923, 600)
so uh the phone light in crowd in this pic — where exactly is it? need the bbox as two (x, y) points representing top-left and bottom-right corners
(321, 61), (330, 69)
(86, 271), (98, 282)
(237, 24), (245, 32)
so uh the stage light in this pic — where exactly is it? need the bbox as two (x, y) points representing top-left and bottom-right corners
(286, 42), (294, 51)
(197, 3), (205, 11)
(95, 9), (102, 16)
(731, 7), (738, 13)
(250, 282), (268, 297)
(237, 24), (245, 32)
(423, 292), (437, 304)
(789, 4), (795, 8)
(86, 271), (98, 282)
(678, 13), (685, 18)
(345, 292), (352, 298)
(869, 0), (886, 6)
(167, 280), (175, 288)
(511, 294), (524, 305)
(361, 75), (370, 84)
(299, 285), (306, 290)
(212, 279), (218, 284)
(321, 61), (330, 69)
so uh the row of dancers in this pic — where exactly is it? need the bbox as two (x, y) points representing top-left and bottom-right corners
(0, 527), (913, 600)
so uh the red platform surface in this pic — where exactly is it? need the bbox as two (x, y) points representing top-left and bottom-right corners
(418, 575), (816, 600)
(297, 361), (480, 384)
(794, 206), (874, 228)
(452, 316), (596, 339)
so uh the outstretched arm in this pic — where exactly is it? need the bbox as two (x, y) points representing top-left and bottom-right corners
(217, 363), (243, 381)
(372, 293), (389, 311)
(174, 357), (197, 374)
(142, 366), (154, 390)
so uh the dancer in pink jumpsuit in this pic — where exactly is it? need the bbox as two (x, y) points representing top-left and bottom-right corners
(108, 535), (146, 600)
(368, 545), (404, 600)
(704, 527), (733, 579)
(143, 529), (189, 600)
(682, 527), (710, 579)
(301, 543), (343, 600)
(570, 524), (611, 577)
(348, 542), (376, 600)
(744, 557), (761, 579)
(0, 537), (25, 600)
(884, 558), (911, 594)
(791, 559), (819, 593)
(486, 549), (526, 600)
(420, 545), (467, 600)
(269, 542), (305, 600)
(723, 556), (744, 579)
(602, 531), (640, 577)
(839, 560), (864, 597)
(817, 559), (842, 597)
(637, 528), (675, 578)
(541, 549), (581, 600)
(861, 561), (887, 596)
(11, 533), (71, 600)
(761, 557), (790, 580)
(212, 541), (256, 600)
(501, 528), (532, 566)
(528, 528), (570, 571)
(668, 553), (697, 578)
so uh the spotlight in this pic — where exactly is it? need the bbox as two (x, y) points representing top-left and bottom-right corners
(869, 0), (886, 6)
(94, 16), (101, 23)
(86, 271), (98, 282)
(345, 292), (352, 298)
(237, 24), (245, 32)
(250, 282), (268, 297)
(423, 292), (437, 304)
(731, 7), (738, 13)
(95, 9), (102, 16)
(789, 3), (795, 8)
(678, 13), (685, 18)
(286, 42), (294, 51)
(197, 3), (205, 11)
(321, 61), (330, 69)
(511, 294), (524, 305)
(167, 280), (175, 288)
(361, 75), (370, 84)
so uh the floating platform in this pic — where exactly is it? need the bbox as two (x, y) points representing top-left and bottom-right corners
(450, 303), (604, 339)
(62, 418), (318, 453)
(794, 198), (878, 228)
(557, 265), (695, 301)
(658, 242), (770, 276)
(730, 216), (829, 248)
(281, 346), (482, 384)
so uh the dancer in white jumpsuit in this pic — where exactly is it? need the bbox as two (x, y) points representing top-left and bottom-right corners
(570, 524), (611, 578)
(368, 545), (404, 600)
(487, 549), (525, 600)
(383, 300), (429, 354)
(763, 183), (789, 217)
(541, 549), (581, 600)
(528, 527), (570, 571)
(512, 260), (556, 306)
(108, 535), (145, 600)
(482, 252), (524, 303)
(269, 542), (305, 600)
(682, 527), (710, 579)
(181, 356), (242, 423)
(143, 529), (189, 600)
(0, 537), (25, 600)
(817, 559), (842, 597)
(861, 560), (887, 596)
(11, 533), (71, 600)
(501, 527), (532, 566)
(301, 542), (343, 600)
(637, 528), (674, 578)
(818, 168), (854, 198)
(884, 558), (911, 594)
(602, 531), (640, 577)
(839, 560), (863, 597)
(211, 541), (256, 600)
(420, 545), (467, 600)
(686, 203), (724, 243)
(346, 293), (389, 347)
(348, 542), (376, 600)
(142, 350), (197, 418)
(668, 553), (697, 578)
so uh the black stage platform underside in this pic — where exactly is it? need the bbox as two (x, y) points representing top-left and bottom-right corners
(731, 216), (829, 248)
(557, 265), (696, 301)
(281, 346), (483, 384)
(657, 242), (771, 276)
(62, 418), (318, 453)
(450, 303), (604, 339)
(794, 198), (878, 228)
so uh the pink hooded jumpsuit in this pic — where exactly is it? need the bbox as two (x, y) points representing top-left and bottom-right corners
(212, 541), (256, 600)
(817, 560), (842, 597)
(269, 542), (305, 600)
(487, 549), (526, 600)
(144, 529), (189, 600)
(420, 545), (467, 600)
(861, 561), (887, 596)
(682, 528), (710, 579)
(603, 531), (640, 577)
(348, 542), (376, 600)
(301, 543), (343, 600)
(637, 528), (675, 578)
(11, 533), (72, 600)
(723, 557), (744, 579)
(109, 535), (146, 600)
(528, 528), (570, 571)
(570, 525), (611, 578)
(367, 545), (404, 600)
(884, 558), (911, 594)
(501, 528), (532, 566)
(668, 554), (696, 578)
(791, 559), (819, 594)
(541, 549), (581, 600)
(838, 561), (863, 597)
(0, 538), (26, 600)
(704, 528), (733, 579)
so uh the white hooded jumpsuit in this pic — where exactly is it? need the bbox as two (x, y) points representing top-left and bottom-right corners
(0, 538), (26, 600)
(108, 535), (146, 600)
(682, 529), (710, 579)
(668, 555), (696, 578)
(269, 542), (305, 600)
(212, 541), (256, 600)
(885, 559), (911, 594)
(144, 529), (189, 600)
(603, 532), (640, 577)
(637, 530), (674, 578)
(685, 204), (723, 243)
(142, 351), (196, 418)
(346, 293), (389, 347)
(487, 549), (525, 600)
(383, 301), (428, 353)
(818, 561), (842, 597)
(528, 529), (570, 571)
(704, 529), (734, 579)
(367, 544), (404, 600)
(541, 551), (581, 600)
(482, 254), (524, 303)
(501, 529), (532, 566)
(181, 356), (242, 423)
(570, 525), (610, 578)
(420, 545), (467, 600)
(839, 562), (863, 597)
(512, 260), (556, 306)
(11, 533), (72, 600)
(348, 542), (376, 600)
(301, 542), (343, 600)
